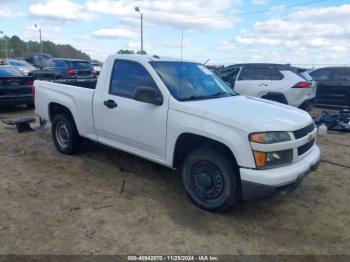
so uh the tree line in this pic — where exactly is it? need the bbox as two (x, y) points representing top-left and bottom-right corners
(117, 49), (147, 55)
(0, 35), (148, 62)
(0, 35), (91, 61)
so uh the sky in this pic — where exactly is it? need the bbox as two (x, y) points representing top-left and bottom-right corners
(1, 0), (350, 65)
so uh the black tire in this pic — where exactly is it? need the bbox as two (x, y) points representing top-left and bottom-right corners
(261, 93), (288, 105)
(51, 113), (82, 154)
(182, 148), (239, 212)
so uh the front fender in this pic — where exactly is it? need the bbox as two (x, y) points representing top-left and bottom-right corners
(166, 110), (256, 168)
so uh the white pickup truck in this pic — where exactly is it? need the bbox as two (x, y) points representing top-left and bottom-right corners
(34, 54), (321, 212)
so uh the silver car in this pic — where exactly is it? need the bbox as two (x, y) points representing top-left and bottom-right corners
(6, 59), (37, 76)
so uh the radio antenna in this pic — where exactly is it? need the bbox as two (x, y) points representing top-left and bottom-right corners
(179, 28), (184, 97)
(180, 28), (184, 62)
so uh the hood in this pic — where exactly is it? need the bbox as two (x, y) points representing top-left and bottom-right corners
(170, 95), (313, 133)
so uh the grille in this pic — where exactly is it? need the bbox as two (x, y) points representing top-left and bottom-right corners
(298, 139), (315, 156)
(293, 122), (315, 139)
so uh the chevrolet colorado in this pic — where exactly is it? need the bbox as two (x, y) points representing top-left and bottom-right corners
(34, 54), (321, 212)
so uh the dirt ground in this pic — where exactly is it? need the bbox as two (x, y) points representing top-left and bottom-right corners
(0, 106), (349, 255)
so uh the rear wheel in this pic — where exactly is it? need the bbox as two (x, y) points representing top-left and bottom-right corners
(261, 93), (288, 105)
(52, 114), (82, 154)
(182, 148), (239, 212)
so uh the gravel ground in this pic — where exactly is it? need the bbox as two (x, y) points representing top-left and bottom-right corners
(0, 106), (349, 255)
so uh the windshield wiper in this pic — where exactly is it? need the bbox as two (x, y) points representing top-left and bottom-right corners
(181, 92), (232, 101)
(181, 95), (208, 101)
(207, 92), (232, 98)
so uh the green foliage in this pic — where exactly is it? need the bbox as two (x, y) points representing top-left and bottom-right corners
(0, 35), (91, 60)
(116, 49), (148, 55)
(117, 49), (135, 54)
(136, 50), (147, 55)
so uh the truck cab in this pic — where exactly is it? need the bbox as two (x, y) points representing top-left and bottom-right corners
(34, 54), (321, 212)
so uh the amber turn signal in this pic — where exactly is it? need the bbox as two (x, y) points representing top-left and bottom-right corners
(253, 151), (266, 168)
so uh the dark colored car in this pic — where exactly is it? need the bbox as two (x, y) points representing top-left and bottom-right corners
(309, 67), (350, 107)
(29, 69), (57, 80)
(44, 58), (96, 79)
(0, 66), (34, 107)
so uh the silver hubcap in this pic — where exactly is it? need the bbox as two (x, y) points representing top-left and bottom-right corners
(55, 121), (70, 148)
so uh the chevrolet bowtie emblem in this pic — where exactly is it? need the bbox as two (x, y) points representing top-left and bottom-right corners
(307, 133), (314, 142)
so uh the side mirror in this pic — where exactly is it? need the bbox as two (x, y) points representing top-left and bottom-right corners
(134, 86), (163, 106)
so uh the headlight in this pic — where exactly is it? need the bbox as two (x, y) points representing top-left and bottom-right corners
(249, 132), (292, 169)
(249, 132), (290, 144)
(253, 150), (293, 169)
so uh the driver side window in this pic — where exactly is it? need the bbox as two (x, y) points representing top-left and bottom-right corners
(110, 60), (158, 98)
(310, 69), (331, 81)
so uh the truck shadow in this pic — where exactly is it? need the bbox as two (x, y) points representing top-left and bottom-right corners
(80, 139), (284, 223)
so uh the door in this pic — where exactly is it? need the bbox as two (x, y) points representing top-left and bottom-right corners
(334, 68), (350, 106)
(234, 67), (281, 97)
(98, 59), (168, 162)
(310, 68), (337, 105)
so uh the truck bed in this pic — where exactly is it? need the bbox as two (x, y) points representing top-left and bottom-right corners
(30, 70), (97, 90)
(34, 80), (97, 141)
(37, 78), (97, 89)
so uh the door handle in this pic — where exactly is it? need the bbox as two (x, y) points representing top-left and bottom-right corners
(104, 99), (118, 109)
(259, 83), (268, 87)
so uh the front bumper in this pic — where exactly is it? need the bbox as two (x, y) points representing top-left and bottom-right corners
(240, 145), (321, 200)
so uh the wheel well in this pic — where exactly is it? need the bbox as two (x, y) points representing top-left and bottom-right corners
(49, 103), (74, 122)
(173, 133), (238, 170)
(261, 92), (288, 104)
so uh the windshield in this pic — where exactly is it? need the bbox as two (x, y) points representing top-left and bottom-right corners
(8, 60), (32, 67)
(70, 61), (93, 70)
(150, 61), (236, 101)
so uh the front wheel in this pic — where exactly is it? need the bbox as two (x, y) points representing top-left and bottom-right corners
(182, 148), (239, 212)
(51, 114), (82, 154)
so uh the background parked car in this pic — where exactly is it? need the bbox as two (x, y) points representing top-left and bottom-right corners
(24, 53), (53, 69)
(44, 58), (96, 79)
(28, 69), (57, 80)
(0, 66), (34, 107)
(5, 59), (37, 76)
(309, 67), (350, 107)
(92, 62), (102, 76)
(216, 63), (317, 110)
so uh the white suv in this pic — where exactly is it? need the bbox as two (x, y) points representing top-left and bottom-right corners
(216, 63), (317, 110)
